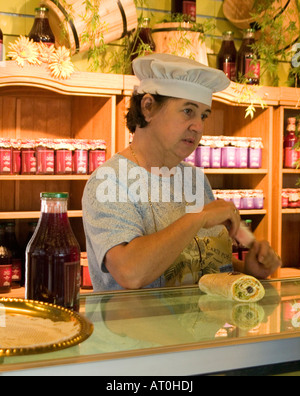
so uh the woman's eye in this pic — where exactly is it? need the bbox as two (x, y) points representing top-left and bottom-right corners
(184, 108), (193, 116)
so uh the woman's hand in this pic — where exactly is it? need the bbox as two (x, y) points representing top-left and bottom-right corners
(244, 240), (282, 279)
(201, 199), (241, 238)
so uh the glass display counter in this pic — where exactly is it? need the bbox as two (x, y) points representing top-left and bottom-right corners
(1, 278), (300, 376)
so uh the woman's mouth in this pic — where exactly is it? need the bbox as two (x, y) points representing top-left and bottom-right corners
(182, 137), (195, 146)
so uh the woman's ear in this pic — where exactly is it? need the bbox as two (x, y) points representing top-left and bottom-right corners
(141, 94), (156, 122)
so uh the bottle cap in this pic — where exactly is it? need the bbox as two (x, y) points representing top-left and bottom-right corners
(40, 192), (69, 199)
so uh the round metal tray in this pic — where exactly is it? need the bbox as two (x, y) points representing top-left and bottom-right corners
(0, 297), (93, 357)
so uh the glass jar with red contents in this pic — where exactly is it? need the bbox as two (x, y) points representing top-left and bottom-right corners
(282, 189), (289, 208)
(73, 139), (88, 174)
(0, 223), (12, 294)
(11, 139), (21, 174)
(0, 138), (12, 174)
(284, 117), (298, 168)
(25, 192), (81, 311)
(288, 188), (300, 208)
(21, 139), (36, 175)
(88, 139), (106, 174)
(36, 138), (55, 175)
(54, 139), (74, 174)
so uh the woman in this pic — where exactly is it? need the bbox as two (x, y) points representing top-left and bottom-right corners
(82, 53), (281, 291)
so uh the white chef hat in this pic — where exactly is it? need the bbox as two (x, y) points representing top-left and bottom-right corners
(132, 53), (230, 107)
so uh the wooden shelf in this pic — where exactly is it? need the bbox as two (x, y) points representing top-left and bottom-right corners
(282, 169), (300, 174)
(240, 209), (267, 215)
(0, 61), (124, 97)
(204, 168), (268, 175)
(282, 208), (300, 214)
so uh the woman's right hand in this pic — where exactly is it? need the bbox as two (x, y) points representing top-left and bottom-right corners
(200, 199), (241, 238)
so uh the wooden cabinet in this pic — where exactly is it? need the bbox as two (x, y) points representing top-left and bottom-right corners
(0, 62), (128, 249)
(273, 98), (300, 275)
(0, 63), (299, 276)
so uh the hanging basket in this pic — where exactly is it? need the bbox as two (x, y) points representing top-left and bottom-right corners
(43, 0), (138, 54)
(223, 0), (300, 51)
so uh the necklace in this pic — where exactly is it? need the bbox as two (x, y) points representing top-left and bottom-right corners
(129, 144), (158, 232)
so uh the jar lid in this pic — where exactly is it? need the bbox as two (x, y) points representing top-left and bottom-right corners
(40, 192), (69, 199)
(35, 6), (49, 12)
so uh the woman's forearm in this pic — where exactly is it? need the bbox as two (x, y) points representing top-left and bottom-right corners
(105, 212), (207, 289)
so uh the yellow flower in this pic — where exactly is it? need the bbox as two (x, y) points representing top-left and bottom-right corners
(48, 46), (74, 79)
(37, 42), (56, 63)
(8, 36), (41, 67)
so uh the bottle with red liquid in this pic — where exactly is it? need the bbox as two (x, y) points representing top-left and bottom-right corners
(4, 222), (22, 288)
(237, 28), (260, 85)
(0, 224), (12, 294)
(171, 0), (196, 22)
(25, 192), (81, 311)
(28, 6), (55, 45)
(217, 31), (237, 82)
(284, 117), (298, 168)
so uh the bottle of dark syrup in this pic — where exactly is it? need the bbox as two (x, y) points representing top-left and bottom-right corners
(28, 6), (55, 45)
(237, 28), (260, 85)
(171, 0), (196, 22)
(25, 192), (81, 311)
(217, 31), (237, 81)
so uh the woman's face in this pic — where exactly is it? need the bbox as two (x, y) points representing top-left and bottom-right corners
(144, 96), (211, 164)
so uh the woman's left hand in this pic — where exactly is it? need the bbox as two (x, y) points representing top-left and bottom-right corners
(244, 240), (282, 279)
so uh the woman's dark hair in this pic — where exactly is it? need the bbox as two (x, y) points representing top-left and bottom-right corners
(126, 93), (170, 133)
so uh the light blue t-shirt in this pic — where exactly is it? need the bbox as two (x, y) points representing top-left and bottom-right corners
(82, 154), (233, 291)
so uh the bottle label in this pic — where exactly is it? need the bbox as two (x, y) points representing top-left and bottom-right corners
(0, 148), (12, 174)
(223, 61), (236, 81)
(284, 147), (298, 168)
(182, 1), (196, 21)
(37, 149), (54, 174)
(245, 58), (260, 80)
(11, 259), (22, 282)
(0, 265), (12, 288)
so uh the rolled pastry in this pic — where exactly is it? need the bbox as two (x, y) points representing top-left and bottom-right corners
(198, 296), (265, 330)
(198, 272), (265, 302)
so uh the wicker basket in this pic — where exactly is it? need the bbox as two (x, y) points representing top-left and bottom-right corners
(223, 0), (300, 50)
(44, 0), (138, 54)
(223, 0), (257, 29)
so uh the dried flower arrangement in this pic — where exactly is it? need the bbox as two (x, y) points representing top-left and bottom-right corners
(8, 36), (74, 79)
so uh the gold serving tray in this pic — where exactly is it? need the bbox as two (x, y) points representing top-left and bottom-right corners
(0, 298), (93, 357)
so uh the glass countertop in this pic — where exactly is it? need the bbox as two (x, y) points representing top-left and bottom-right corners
(1, 278), (300, 372)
